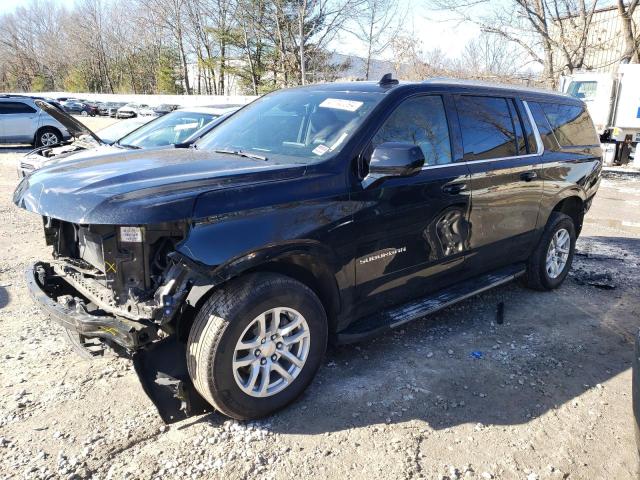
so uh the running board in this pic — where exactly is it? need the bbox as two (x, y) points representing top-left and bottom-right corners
(336, 264), (526, 344)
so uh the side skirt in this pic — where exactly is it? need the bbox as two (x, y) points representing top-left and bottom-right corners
(336, 263), (525, 344)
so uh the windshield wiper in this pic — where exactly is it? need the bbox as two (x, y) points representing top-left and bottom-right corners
(214, 149), (268, 161)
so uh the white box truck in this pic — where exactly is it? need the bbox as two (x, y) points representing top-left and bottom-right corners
(560, 63), (640, 165)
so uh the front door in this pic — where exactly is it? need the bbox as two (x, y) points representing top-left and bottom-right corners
(453, 95), (544, 271)
(351, 94), (472, 318)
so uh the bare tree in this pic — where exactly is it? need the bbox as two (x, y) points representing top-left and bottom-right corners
(347, 0), (403, 79)
(427, 0), (600, 87)
(616, 0), (639, 63)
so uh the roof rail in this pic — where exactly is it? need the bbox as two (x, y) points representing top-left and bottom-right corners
(379, 73), (399, 87)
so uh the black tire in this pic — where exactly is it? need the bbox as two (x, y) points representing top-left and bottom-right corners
(35, 127), (61, 147)
(187, 273), (327, 420)
(522, 212), (576, 291)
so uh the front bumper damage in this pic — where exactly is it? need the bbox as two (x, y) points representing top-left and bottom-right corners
(27, 262), (158, 349)
(27, 260), (214, 423)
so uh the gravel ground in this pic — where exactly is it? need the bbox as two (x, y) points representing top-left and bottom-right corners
(0, 137), (639, 479)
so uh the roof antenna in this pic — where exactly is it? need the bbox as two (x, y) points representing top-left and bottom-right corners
(379, 73), (399, 87)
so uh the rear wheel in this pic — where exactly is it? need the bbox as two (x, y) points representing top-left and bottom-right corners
(186, 273), (327, 420)
(522, 212), (576, 290)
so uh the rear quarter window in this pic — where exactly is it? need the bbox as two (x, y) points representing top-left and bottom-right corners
(536, 102), (598, 147)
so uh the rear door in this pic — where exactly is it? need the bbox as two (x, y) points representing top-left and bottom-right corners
(454, 94), (544, 272)
(1, 101), (38, 143)
(352, 94), (472, 316)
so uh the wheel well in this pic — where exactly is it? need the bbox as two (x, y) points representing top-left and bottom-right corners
(552, 196), (584, 234)
(34, 125), (61, 142)
(180, 256), (341, 340)
(249, 258), (340, 332)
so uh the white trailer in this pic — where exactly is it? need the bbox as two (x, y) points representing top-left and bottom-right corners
(560, 64), (640, 165)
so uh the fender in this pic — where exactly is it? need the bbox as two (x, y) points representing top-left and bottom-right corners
(178, 240), (345, 327)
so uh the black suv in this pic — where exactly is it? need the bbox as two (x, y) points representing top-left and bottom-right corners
(14, 76), (602, 421)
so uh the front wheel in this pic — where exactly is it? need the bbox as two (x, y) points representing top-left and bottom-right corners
(186, 273), (327, 420)
(522, 212), (576, 290)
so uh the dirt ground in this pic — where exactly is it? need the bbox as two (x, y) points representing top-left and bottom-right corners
(0, 129), (639, 479)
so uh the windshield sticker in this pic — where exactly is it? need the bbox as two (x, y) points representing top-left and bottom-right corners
(330, 132), (349, 151)
(312, 144), (330, 156)
(319, 98), (363, 112)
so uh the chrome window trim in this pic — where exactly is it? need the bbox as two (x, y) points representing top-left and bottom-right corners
(418, 99), (545, 170)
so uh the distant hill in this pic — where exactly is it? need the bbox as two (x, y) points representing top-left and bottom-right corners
(331, 53), (397, 81)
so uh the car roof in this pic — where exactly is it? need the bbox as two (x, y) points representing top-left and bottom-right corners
(294, 76), (579, 104)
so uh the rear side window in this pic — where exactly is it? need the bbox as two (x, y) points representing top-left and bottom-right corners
(372, 95), (452, 166)
(537, 102), (598, 147)
(456, 96), (517, 161)
(527, 102), (556, 150)
(0, 102), (37, 114)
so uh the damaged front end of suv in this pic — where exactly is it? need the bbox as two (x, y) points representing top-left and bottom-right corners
(25, 217), (215, 420)
(12, 145), (307, 422)
(31, 220), (192, 351)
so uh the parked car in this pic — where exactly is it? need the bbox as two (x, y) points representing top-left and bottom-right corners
(18, 104), (238, 176)
(106, 102), (127, 117)
(153, 104), (179, 116)
(0, 95), (71, 147)
(117, 103), (153, 119)
(62, 100), (95, 117)
(15, 76), (602, 422)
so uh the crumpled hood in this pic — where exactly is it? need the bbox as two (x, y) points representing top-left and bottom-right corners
(13, 148), (304, 225)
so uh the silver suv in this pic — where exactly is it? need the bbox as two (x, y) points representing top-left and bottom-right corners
(0, 96), (71, 147)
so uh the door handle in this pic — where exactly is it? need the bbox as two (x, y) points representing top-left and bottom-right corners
(520, 171), (537, 182)
(442, 183), (467, 195)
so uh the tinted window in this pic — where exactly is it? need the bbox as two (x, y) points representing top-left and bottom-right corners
(372, 95), (451, 166)
(0, 102), (37, 114)
(507, 99), (526, 154)
(457, 96), (517, 160)
(538, 102), (598, 147)
(528, 102), (556, 150)
(520, 102), (539, 154)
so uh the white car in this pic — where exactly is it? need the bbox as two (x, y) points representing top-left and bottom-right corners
(116, 103), (156, 119)
(18, 105), (241, 176)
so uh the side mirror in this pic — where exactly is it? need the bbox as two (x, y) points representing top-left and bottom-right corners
(363, 142), (425, 188)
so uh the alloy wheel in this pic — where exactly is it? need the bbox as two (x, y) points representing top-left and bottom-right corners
(232, 307), (310, 398)
(40, 132), (59, 146)
(545, 228), (570, 279)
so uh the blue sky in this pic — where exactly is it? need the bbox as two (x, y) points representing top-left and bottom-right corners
(0, 0), (479, 60)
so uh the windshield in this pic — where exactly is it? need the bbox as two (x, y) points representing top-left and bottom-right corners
(567, 81), (598, 100)
(97, 118), (152, 144)
(195, 89), (383, 161)
(118, 110), (218, 148)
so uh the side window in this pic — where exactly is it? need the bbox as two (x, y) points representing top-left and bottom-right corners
(507, 99), (526, 154)
(372, 95), (452, 166)
(456, 96), (518, 161)
(537, 102), (598, 147)
(520, 101), (539, 154)
(528, 102), (557, 150)
(0, 102), (37, 114)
